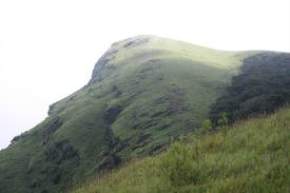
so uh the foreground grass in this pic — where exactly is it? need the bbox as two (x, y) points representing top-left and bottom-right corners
(72, 107), (290, 193)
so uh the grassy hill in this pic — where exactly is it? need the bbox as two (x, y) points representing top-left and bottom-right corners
(72, 106), (290, 193)
(1, 35), (287, 193)
(0, 35), (248, 193)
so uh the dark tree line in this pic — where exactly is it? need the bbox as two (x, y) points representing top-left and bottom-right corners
(210, 52), (290, 126)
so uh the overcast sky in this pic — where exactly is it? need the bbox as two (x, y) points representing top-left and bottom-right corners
(0, 0), (290, 150)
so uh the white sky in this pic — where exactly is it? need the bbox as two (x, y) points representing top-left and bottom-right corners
(0, 0), (290, 149)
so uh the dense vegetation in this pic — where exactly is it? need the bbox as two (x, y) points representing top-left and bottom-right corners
(72, 107), (290, 193)
(0, 36), (245, 193)
(210, 52), (290, 126)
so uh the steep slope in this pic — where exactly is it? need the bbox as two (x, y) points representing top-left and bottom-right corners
(72, 106), (290, 193)
(0, 35), (253, 193)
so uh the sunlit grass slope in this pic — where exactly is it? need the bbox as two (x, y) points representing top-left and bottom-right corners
(73, 107), (290, 193)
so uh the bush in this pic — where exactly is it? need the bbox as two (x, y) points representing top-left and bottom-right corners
(200, 119), (212, 134)
(159, 143), (200, 186)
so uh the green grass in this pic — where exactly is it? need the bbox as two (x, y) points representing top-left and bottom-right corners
(111, 35), (246, 70)
(72, 107), (290, 193)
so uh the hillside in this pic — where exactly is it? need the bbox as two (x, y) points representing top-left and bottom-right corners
(72, 106), (290, 193)
(0, 35), (247, 193)
(0, 35), (288, 193)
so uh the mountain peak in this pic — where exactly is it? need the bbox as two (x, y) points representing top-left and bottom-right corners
(89, 35), (247, 84)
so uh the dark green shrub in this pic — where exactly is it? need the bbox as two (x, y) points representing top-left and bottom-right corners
(200, 119), (213, 134)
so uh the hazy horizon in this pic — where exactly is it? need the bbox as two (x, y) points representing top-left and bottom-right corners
(1, 0), (290, 149)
